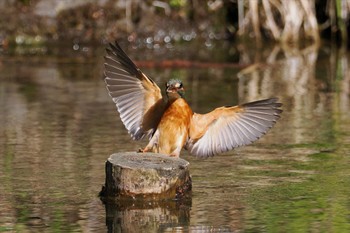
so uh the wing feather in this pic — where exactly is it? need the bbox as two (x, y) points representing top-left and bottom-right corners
(104, 41), (165, 140)
(105, 71), (141, 80)
(105, 77), (138, 85)
(188, 98), (282, 157)
(105, 63), (131, 75)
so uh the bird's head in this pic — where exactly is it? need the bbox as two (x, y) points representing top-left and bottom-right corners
(165, 79), (185, 99)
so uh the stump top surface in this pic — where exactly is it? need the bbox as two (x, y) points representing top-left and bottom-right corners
(108, 152), (189, 170)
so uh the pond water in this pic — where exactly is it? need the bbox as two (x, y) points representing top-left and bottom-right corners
(1, 41), (350, 232)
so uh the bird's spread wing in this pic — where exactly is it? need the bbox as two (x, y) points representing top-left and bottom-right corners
(104, 42), (165, 140)
(187, 98), (282, 158)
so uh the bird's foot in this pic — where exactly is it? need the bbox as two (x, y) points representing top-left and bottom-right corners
(138, 147), (149, 153)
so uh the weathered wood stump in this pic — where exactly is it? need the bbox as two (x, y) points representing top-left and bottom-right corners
(100, 152), (192, 200)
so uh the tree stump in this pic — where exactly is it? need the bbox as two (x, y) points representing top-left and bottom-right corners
(100, 152), (192, 200)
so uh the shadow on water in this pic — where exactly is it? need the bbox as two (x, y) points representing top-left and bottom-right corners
(1, 40), (350, 232)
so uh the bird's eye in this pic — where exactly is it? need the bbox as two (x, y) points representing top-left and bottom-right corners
(175, 83), (182, 88)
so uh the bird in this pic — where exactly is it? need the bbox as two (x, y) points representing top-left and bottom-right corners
(104, 41), (282, 158)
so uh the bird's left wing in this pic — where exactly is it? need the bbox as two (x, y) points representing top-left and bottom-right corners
(104, 41), (165, 140)
(187, 98), (282, 158)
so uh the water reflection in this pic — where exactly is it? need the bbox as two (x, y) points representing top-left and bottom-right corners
(103, 199), (191, 232)
(1, 41), (350, 232)
(237, 43), (350, 145)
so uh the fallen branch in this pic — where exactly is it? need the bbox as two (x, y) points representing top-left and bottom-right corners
(134, 59), (249, 69)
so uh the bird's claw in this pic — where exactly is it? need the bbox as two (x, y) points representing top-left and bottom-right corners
(137, 148), (144, 153)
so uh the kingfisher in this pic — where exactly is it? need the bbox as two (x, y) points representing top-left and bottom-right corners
(104, 41), (282, 158)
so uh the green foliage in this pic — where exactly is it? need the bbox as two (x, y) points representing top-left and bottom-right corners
(169, 0), (186, 8)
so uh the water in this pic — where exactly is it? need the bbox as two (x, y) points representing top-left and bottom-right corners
(1, 41), (350, 232)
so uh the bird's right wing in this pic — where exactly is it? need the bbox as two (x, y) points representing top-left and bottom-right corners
(187, 98), (282, 158)
(104, 41), (166, 140)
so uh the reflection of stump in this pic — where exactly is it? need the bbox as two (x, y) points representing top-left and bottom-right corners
(100, 152), (192, 200)
(103, 199), (192, 232)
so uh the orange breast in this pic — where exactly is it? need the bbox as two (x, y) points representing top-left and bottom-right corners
(157, 98), (193, 154)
